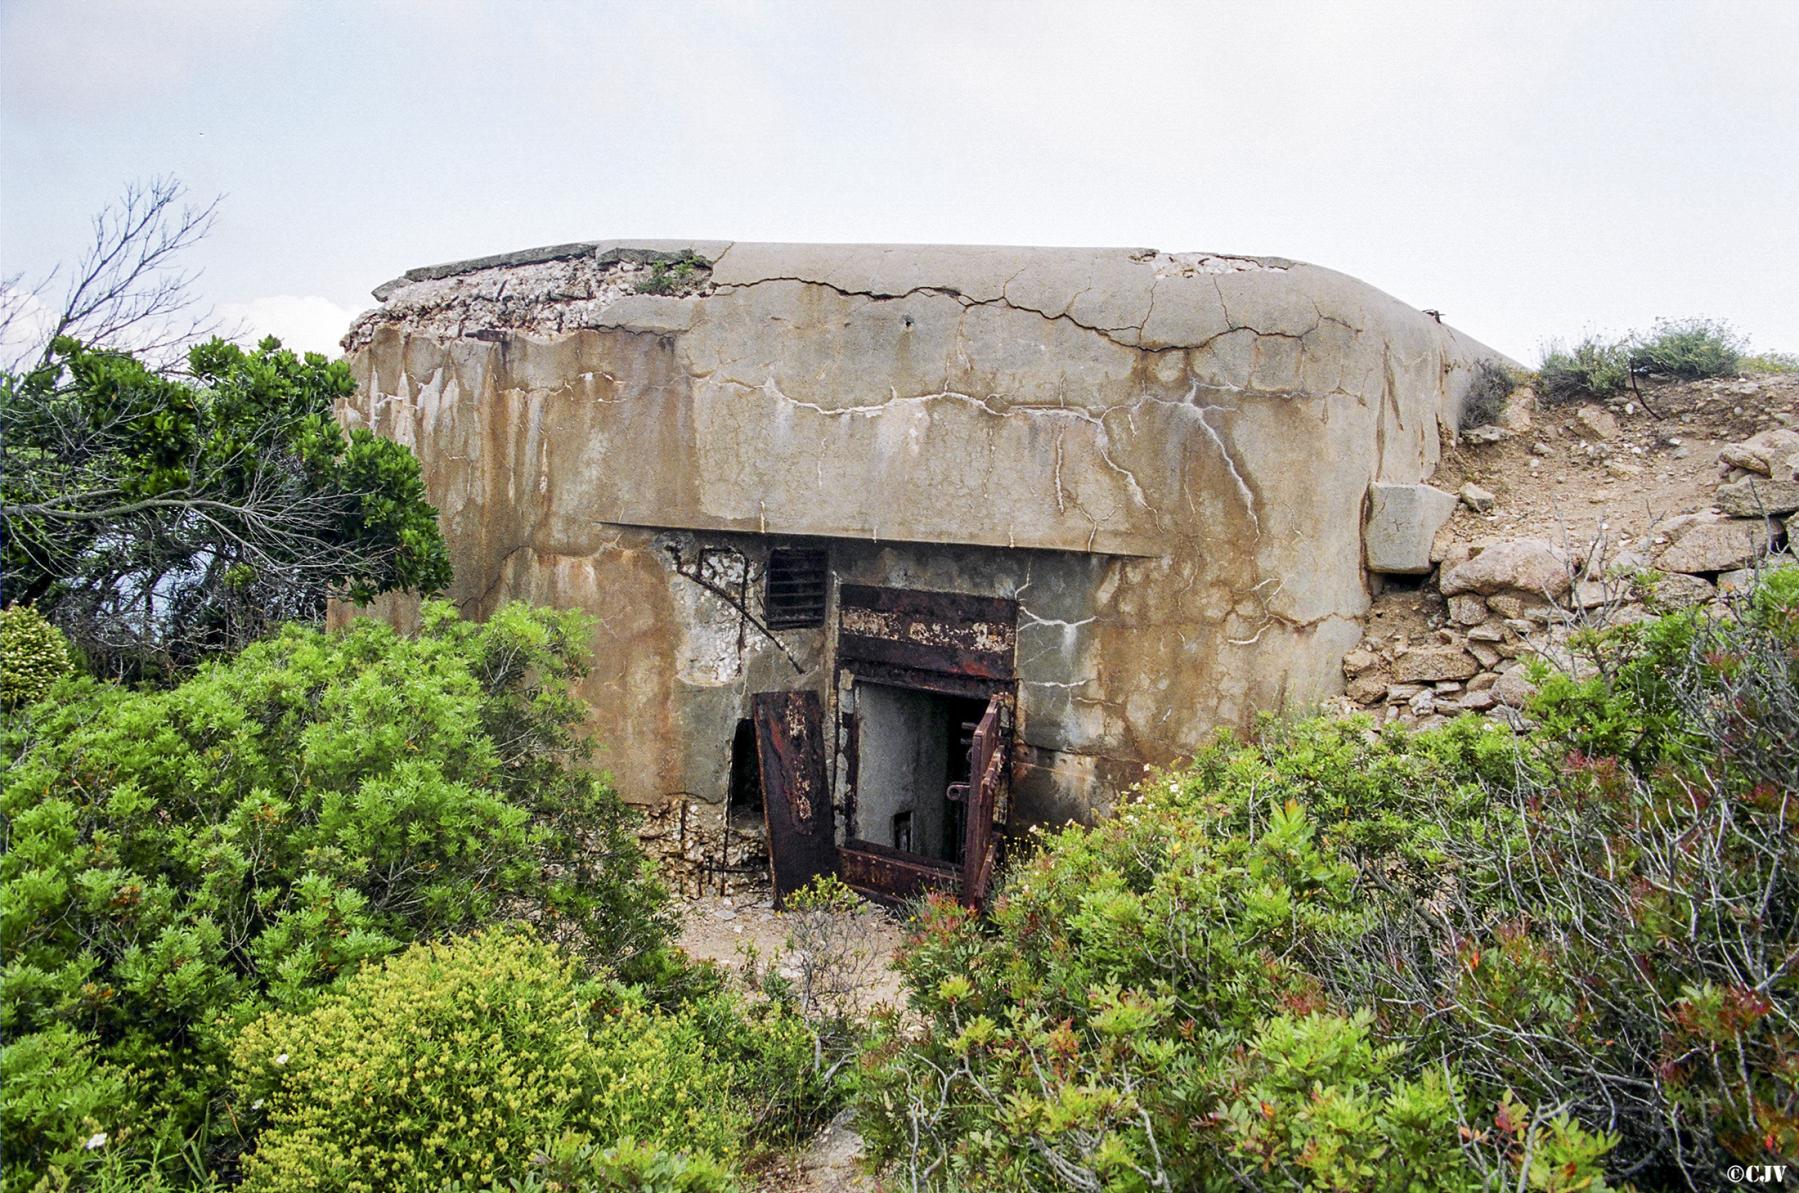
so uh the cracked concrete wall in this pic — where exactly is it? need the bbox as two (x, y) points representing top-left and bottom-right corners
(337, 241), (1504, 827)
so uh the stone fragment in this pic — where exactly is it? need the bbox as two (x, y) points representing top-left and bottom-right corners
(1459, 482), (1496, 513)
(1347, 674), (1390, 703)
(1466, 623), (1506, 642)
(1441, 538), (1576, 598)
(1718, 428), (1799, 478)
(1409, 689), (1437, 717)
(1714, 559), (1793, 595)
(1489, 705), (1529, 731)
(1467, 671), (1499, 691)
(1386, 683), (1425, 702)
(1574, 405), (1620, 441)
(1494, 667), (1539, 709)
(1651, 512), (1775, 574)
(1462, 425), (1511, 445)
(1716, 476), (1799, 517)
(1365, 483), (1459, 575)
(1468, 642), (1501, 668)
(1716, 567), (1757, 595)
(1390, 645), (1479, 683)
(1571, 579), (1616, 608)
(1447, 594), (1488, 626)
(1640, 571), (1715, 610)
(1340, 648), (1380, 675)
(1498, 387), (1534, 433)
(1437, 542), (1474, 572)
(1456, 690), (1498, 712)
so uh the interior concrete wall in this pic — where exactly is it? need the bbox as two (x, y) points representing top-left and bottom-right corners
(852, 682), (952, 856)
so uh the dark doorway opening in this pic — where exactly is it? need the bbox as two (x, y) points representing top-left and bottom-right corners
(727, 717), (760, 830)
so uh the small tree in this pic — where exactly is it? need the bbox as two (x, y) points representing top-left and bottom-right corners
(1, 335), (451, 678)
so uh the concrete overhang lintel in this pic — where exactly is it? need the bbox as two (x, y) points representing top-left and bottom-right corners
(595, 517), (1158, 559)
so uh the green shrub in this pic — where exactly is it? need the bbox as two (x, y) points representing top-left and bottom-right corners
(232, 929), (745, 1193)
(1537, 335), (1630, 404)
(1626, 316), (1743, 379)
(1201, 1013), (1616, 1192)
(1460, 567), (1799, 1176)
(1538, 318), (1768, 401)
(854, 716), (1600, 1190)
(0, 602), (674, 1189)
(860, 573), (1799, 1187)
(0, 1023), (134, 1191)
(488, 1136), (733, 1193)
(0, 604), (74, 708)
(1742, 350), (1799, 375)
(1459, 358), (1517, 430)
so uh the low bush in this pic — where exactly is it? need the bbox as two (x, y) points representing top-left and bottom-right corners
(233, 929), (773, 1192)
(1459, 358), (1517, 430)
(856, 717), (1606, 1190)
(1465, 567), (1799, 1177)
(1537, 335), (1630, 404)
(1626, 316), (1744, 379)
(859, 570), (1799, 1189)
(739, 873), (889, 1101)
(1742, 350), (1799, 375)
(0, 603), (75, 708)
(0, 602), (674, 1190)
(1537, 317), (1774, 403)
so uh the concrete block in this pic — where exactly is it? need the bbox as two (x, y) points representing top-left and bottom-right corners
(1365, 483), (1458, 574)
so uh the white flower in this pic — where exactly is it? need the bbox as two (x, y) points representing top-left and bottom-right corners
(273, 1053), (289, 1067)
(85, 1132), (107, 1150)
(251, 1099), (264, 1111)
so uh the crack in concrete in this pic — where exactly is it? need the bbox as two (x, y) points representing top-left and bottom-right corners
(693, 369), (1289, 546)
(1184, 383), (1261, 535)
(714, 274), (1173, 353)
(730, 373), (1176, 531)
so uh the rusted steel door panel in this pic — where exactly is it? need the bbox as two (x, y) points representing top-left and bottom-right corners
(839, 839), (960, 904)
(837, 584), (1017, 679)
(959, 692), (1013, 908)
(754, 690), (835, 905)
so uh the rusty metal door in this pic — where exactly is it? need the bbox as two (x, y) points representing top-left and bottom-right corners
(958, 692), (1013, 908)
(753, 690), (836, 905)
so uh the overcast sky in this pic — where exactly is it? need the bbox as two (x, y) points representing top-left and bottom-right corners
(3, 0), (1795, 361)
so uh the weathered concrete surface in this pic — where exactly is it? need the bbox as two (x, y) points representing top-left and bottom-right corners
(337, 241), (1505, 828)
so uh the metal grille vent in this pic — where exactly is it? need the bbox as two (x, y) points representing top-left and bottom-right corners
(764, 548), (829, 629)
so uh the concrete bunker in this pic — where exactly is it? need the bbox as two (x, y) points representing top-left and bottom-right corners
(335, 240), (1507, 905)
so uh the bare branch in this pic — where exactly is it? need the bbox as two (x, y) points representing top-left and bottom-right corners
(5, 177), (224, 373)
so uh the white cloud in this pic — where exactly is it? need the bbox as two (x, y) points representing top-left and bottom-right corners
(220, 295), (363, 357)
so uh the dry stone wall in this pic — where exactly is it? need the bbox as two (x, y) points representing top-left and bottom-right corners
(1342, 394), (1797, 730)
